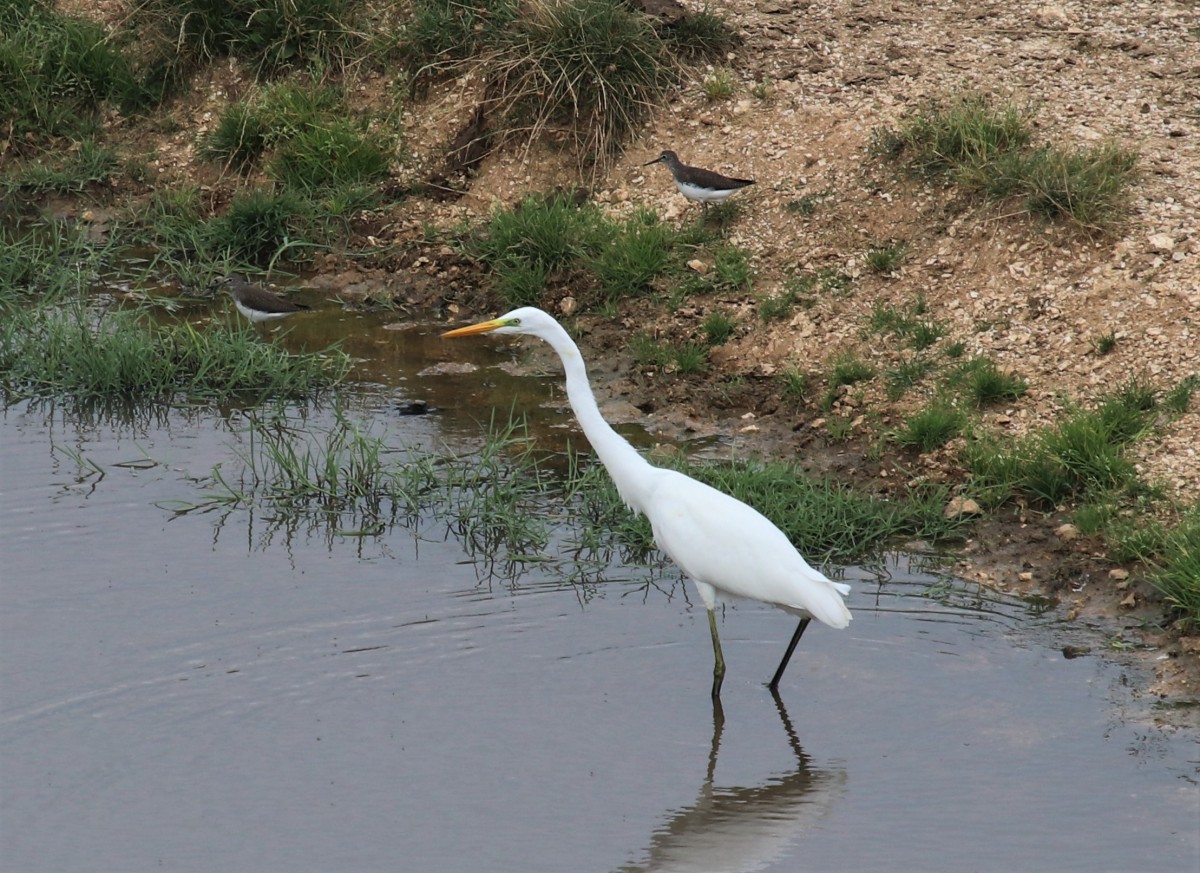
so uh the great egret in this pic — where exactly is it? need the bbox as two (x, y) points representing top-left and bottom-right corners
(443, 308), (851, 698)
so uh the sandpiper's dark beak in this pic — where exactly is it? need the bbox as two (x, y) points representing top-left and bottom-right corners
(643, 154), (665, 166)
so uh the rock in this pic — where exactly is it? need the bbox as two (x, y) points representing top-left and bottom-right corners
(1180, 637), (1200, 655)
(395, 399), (434, 416)
(559, 296), (577, 316)
(1035, 4), (1070, 27)
(1055, 523), (1081, 541)
(944, 496), (983, 518)
(417, 362), (479, 376)
(1119, 591), (1137, 609)
(1108, 568), (1130, 581)
(687, 259), (709, 274)
(1147, 233), (1176, 254)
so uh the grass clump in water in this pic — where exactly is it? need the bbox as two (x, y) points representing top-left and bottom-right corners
(0, 221), (116, 305)
(0, 306), (349, 404)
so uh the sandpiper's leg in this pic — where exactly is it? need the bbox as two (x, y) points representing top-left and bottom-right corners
(767, 617), (812, 692)
(708, 608), (726, 699)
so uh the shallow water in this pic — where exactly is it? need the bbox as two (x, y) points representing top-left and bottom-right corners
(1, 301), (1198, 873)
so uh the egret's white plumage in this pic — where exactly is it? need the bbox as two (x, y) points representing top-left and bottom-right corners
(443, 307), (850, 697)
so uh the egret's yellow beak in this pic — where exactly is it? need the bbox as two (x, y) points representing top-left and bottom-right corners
(442, 318), (504, 338)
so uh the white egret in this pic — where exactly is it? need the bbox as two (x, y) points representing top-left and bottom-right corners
(443, 307), (851, 698)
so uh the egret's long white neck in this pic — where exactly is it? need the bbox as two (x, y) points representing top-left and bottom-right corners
(539, 321), (653, 512)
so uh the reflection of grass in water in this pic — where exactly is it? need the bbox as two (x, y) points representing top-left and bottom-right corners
(180, 411), (971, 587)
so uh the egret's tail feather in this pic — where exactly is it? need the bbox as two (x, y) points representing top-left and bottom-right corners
(808, 581), (853, 629)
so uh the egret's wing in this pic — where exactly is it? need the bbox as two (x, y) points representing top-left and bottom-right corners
(643, 471), (850, 627)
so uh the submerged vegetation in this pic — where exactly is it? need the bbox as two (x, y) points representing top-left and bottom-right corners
(170, 413), (970, 580)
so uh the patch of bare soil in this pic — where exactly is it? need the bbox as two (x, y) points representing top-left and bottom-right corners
(63, 0), (1200, 705)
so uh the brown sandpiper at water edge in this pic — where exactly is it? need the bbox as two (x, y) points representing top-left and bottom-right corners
(643, 150), (755, 212)
(216, 274), (311, 323)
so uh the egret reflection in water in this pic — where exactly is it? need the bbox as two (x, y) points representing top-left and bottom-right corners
(617, 695), (847, 873)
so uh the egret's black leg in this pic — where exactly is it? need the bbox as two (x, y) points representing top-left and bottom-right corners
(707, 608), (726, 699)
(767, 617), (811, 692)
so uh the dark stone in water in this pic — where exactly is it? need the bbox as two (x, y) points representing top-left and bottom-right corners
(396, 400), (435, 416)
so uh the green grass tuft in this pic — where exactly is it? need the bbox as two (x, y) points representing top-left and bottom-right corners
(1148, 507), (1200, 630)
(951, 358), (1028, 406)
(269, 120), (392, 189)
(659, 9), (739, 60)
(963, 383), (1158, 509)
(779, 366), (810, 402)
(712, 244), (753, 290)
(483, 0), (676, 158)
(701, 67), (735, 101)
(0, 4), (141, 143)
(0, 305), (349, 404)
(885, 356), (937, 400)
(471, 195), (681, 309)
(3, 139), (121, 194)
(130, 0), (372, 82)
(590, 210), (674, 302)
(200, 101), (275, 169)
(876, 92), (1137, 228)
(865, 240), (909, 274)
(207, 187), (312, 265)
(895, 400), (966, 452)
(702, 310), (736, 345)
